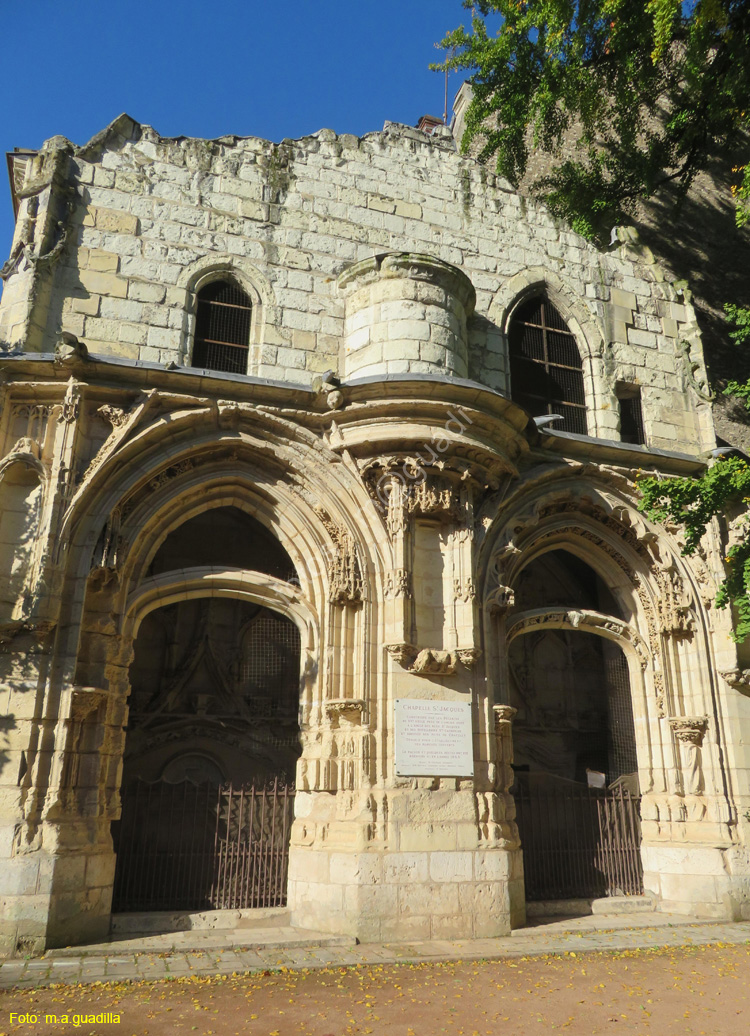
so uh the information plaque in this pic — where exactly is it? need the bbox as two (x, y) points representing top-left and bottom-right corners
(394, 699), (474, 777)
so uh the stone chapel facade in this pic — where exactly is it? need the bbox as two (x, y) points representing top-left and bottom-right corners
(0, 112), (748, 956)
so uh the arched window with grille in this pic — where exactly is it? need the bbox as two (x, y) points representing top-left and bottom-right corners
(192, 279), (252, 374)
(509, 296), (588, 435)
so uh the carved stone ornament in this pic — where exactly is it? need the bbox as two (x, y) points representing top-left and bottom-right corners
(486, 584), (515, 615)
(720, 669), (750, 694)
(384, 568), (411, 599)
(97, 404), (129, 428)
(411, 649), (458, 675)
(0, 620), (56, 645)
(324, 698), (365, 720)
(669, 715), (708, 746)
(314, 506), (363, 605)
(456, 648), (482, 668)
(359, 456), (467, 529)
(507, 608), (649, 669)
(386, 643), (480, 675)
(148, 458), (195, 492)
(453, 578), (477, 603)
(69, 687), (107, 722)
(7, 436), (41, 461)
(326, 389), (344, 411)
(655, 564), (694, 637)
(492, 704), (517, 726)
(385, 643), (417, 667)
(54, 331), (89, 366)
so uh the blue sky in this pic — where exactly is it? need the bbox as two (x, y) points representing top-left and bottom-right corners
(0, 0), (472, 256)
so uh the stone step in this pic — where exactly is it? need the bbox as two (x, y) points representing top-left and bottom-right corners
(111, 906), (290, 935)
(526, 895), (657, 919)
(47, 926), (354, 958)
(591, 895), (657, 915)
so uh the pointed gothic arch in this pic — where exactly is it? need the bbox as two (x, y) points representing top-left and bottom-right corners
(478, 476), (736, 878)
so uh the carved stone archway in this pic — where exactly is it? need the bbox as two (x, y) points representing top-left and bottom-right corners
(478, 475), (737, 915)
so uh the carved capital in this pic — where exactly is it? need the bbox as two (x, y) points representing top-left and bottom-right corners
(385, 643), (418, 667)
(669, 715), (708, 746)
(456, 648), (482, 668)
(493, 704), (517, 727)
(324, 698), (365, 722)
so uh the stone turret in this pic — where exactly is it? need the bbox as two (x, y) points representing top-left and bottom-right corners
(338, 253), (475, 380)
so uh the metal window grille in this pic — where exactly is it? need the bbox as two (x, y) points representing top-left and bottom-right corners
(192, 280), (252, 374)
(618, 392), (646, 445)
(509, 297), (588, 434)
(605, 650), (639, 781)
(239, 611), (301, 720)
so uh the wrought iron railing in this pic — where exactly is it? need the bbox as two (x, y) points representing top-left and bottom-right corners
(112, 778), (295, 913)
(513, 776), (643, 901)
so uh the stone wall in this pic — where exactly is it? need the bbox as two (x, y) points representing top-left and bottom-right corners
(0, 114), (748, 957)
(1, 114), (714, 454)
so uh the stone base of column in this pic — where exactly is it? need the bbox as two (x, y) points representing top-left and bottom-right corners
(288, 845), (525, 942)
(642, 843), (742, 920)
(0, 846), (116, 956)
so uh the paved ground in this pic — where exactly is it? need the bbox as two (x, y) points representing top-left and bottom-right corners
(2, 932), (750, 1036)
(1, 912), (749, 989)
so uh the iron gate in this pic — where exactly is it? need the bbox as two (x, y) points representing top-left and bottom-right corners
(513, 776), (643, 901)
(112, 778), (295, 912)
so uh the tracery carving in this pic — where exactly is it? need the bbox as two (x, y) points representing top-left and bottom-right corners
(453, 577), (476, 602)
(384, 568), (411, 599)
(655, 564), (694, 636)
(314, 506), (363, 605)
(9, 403), (51, 461)
(148, 458), (195, 492)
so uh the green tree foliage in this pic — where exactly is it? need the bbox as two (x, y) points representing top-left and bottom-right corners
(437, 0), (750, 241)
(638, 459), (750, 640)
(437, 0), (750, 637)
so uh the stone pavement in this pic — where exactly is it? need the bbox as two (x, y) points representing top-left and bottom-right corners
(2, 912), (750, 990)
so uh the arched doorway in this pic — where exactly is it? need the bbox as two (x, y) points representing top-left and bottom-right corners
(507, 549), (643, 902)
(112, 507), (303, 912)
